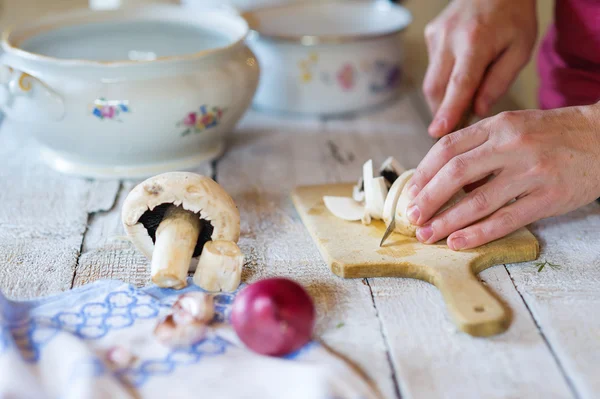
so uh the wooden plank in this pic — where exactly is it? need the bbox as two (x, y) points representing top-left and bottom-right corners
(506, 203), (600, 399)
(73, 181), (150, 287)
(217, 113), (398, 399)
(73, 164), (213, 288)
(373, 267), (574, 399)
(320, 99), (574, 399)
(0, 122), (119, 299)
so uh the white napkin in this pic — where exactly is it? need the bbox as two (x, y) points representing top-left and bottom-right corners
(0, 279), (379, 399)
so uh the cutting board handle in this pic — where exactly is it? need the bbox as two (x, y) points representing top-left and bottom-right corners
(435, 265), (510, 337)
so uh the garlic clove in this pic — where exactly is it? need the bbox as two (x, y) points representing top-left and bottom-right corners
(172, 292), (215, 325)
(154, 314), (208, 348)
(106, 346), (136, 368)
(323, 196), (364, 221)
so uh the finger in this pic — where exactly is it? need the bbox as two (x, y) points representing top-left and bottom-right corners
(474, 45), (531, 116)
(422, 46), (454, 115)
(407, 123), (490, 201)
(429, 49), (493, 138)
(414, 175), (527, 244)
(407, 143), (503, 226)
(424, 21), (439, 58)
(446, 193), (548, 250)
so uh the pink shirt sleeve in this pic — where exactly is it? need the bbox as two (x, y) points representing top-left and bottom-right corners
(537, 0), (600, 109)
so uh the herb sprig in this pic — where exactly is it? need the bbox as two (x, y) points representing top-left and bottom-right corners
(534, 260), (562, 272)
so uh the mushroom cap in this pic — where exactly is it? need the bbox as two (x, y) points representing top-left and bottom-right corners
(122, 172), (240, 260)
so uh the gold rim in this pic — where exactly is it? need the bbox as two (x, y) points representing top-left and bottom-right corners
(1, 6), (248, 66)
(243, 1), (411, 46)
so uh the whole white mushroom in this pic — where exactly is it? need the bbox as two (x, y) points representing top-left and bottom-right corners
(121, 172), (243, 290)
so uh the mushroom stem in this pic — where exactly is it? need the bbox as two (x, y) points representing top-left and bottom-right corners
(193, 240), (244, 292)
(151, 205), (201, 289)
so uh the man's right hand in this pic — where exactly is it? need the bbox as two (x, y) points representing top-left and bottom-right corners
(423, 0), (538, 138)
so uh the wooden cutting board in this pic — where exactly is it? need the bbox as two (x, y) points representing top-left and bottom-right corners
(291, 183), (540, 337)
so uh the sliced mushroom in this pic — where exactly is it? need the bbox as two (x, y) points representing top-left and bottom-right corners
(323, 196), (364, 221)
(193, 240), (244, 293)
(324, 158), (399, 224)
(379, 156), (406, 187)
(368, 177), (388, 221)
(352, 177), (365, 202)
(383, 169), (466, 237)
(382, 168), (415, 232)
(363, 160), (388, 223)
(122, 172), (241, 290)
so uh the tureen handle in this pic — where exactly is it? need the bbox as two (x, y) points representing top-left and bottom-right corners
(0, 65), (65, 121)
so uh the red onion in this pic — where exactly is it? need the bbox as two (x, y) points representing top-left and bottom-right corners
(230, 278), (316, 357)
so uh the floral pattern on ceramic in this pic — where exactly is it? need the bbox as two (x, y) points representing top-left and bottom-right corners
(299, 55), (401, 93)
(92, 98), (130, 121)
(369, 61), (402, 94)
(179, 105), (225, 137)
(298, 52), (319, 83)
(336, 64), (356, 91)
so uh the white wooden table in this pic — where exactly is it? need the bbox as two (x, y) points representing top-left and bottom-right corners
(1, 88), (599, 399)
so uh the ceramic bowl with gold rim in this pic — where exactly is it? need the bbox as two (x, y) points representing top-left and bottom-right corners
(0, 4), (259, 179)
(243, 0), (411, 117)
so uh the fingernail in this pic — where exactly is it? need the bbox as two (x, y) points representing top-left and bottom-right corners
(416, 225), (433, 243)
(428, 117), (447, 136)
(406, 205), (420, 224)
(449, 236), (467, 250)
(407, 184), (419, 200)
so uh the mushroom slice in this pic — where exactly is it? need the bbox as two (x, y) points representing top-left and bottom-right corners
(366, 177), (388, 221)
(323, 196), (364, 221)
(122, 172), (241, 290)
(362, 159), (375, 210)
(382, 168), (415, 228)
(193, 240), (244, 293)
(352, 177), (365, 202)
(362, 160), (389, 223)
(379, 157), (406, 187)
(383, 169), (467, 237)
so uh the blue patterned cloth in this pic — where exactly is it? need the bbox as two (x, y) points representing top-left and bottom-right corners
(0, 279), (378, 399)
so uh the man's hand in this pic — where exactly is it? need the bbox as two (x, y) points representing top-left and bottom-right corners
(405, 104), (600, 250)
(423, 0), (537, 137)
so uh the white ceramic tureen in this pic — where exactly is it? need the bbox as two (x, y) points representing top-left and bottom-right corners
(243, 0), (412, 117)
(0, 4), (259, 178)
